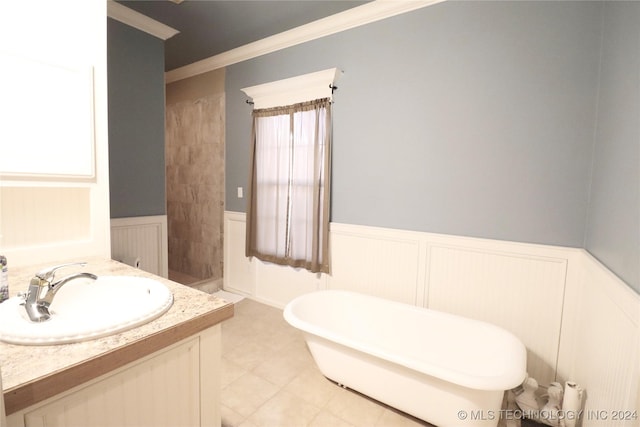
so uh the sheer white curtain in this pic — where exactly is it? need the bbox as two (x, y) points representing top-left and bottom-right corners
(246, 98), (331, 273)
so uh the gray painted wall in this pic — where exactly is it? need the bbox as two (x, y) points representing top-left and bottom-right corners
(226, 1), (602, 248)
(108, 19), (166, 218)
(585, 2), (640, 292)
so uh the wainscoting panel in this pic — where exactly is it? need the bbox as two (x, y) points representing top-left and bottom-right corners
(110, 215), (168, 278)
(254, 260), (324, 309)
(328, 224), (425, 305)
(557, 254), (640, 427)
(427, 245), (568, 385)
(1, 186), (91, 248)
(223, 211), (254, 296)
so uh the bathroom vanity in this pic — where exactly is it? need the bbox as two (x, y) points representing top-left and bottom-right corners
(0, 258), (234, 427)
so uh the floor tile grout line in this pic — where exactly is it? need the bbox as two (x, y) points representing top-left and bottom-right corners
(220, 298), (432, 427)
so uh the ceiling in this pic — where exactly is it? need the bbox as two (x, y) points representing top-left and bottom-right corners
(116, 1), (369, 71)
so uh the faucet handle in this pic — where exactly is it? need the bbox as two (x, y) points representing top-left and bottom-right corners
(36, 262), (88, 282)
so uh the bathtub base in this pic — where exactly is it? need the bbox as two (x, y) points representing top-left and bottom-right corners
(306, 334), (504, 427)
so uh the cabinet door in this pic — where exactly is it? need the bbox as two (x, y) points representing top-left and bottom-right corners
(23, 338), (200, 427)
(0, 53), (95, 179)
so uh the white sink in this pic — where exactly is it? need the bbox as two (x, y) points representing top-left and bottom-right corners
(0, 276), (173, 345)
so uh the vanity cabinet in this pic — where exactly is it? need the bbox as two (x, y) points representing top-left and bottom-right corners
(6, 325), (221, 427)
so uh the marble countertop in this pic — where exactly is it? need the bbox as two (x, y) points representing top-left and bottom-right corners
(0, 258), (234, 414)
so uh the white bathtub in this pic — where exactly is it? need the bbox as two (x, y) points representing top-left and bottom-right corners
(284, 290), (526, 427)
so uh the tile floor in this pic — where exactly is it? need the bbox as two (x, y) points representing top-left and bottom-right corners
(220, 298), (432, 427)
(219, 297), (543, 427)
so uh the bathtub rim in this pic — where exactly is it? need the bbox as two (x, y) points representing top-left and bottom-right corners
(284, 289), (527, 391)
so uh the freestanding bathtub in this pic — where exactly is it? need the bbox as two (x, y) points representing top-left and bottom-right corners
(284, 290), (526, 427)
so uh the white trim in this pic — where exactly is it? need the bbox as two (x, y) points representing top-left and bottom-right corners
(107, 0), (179, 41)
(242, 68), (341, 108)
(165, 0), (445, 83)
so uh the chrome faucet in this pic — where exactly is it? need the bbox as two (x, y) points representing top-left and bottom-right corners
(23, 262), (98, 322)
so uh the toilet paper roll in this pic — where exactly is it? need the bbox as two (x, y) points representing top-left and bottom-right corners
(562, 381), (584, 427)
(121, 256), (141, 269)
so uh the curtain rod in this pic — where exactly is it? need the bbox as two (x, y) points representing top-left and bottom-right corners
(245, 84), (338, 105)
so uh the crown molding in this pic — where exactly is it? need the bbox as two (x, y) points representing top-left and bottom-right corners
(165, 0), (445, 83)
(107, 0), (179, 41)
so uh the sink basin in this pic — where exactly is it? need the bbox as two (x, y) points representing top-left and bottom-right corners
(0, 276), (173, 345)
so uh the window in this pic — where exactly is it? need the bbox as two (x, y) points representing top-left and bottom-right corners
(242, 69), (339, 273)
